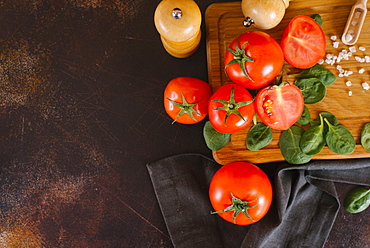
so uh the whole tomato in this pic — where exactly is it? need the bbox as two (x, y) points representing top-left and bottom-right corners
(280, 15), (326, 69)
(224, 31), (284, 89)
(208, 84), (254, 134)
(255, 82), (304, 130)
(209, 161), (273, 225)
(164, 77), (212, 124)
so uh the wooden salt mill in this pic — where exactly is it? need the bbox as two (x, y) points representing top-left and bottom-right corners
(154, 0), (202, 58)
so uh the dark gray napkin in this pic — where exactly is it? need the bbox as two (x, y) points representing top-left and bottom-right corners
(147, 153), (370, 248)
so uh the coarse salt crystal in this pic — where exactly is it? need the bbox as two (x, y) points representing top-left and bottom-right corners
(349, 46), (356, 53)
(318, 59), (324, 64)
(361, 58), (366, 63)
(330, 35), (337, 41)
(348, 29), (355, 34)
(359, 46), (366, 51)
(352, 20), (358, 26)
(333, 42), (339, 48)
(355, 11), (361, 19)
(336, 65), (342, 70)
(355, 56), (362, 62)
(359, 68), (366, 74)
(348, 91), (353, 96)
(346, 81), (352, 86)
(365, 56), (370, 62)
(326, 53), (333, 59)
(338, 73), (344, 77)
(345, 33), (353, 42)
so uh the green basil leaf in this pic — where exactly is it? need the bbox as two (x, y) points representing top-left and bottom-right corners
(310, 14), (323, 26)
(279, 126), (312, 164)
(295, 78), (326, 104)
(296, 105), (311, 125)
(300, 115), (326, 155)
(324, 119), (356, 154)
(203, 121), (231, 151)
(344, 187), (370, 213)
(246, 123), (273, 151)
(361, 123), (370, 152)
(311, 112), (339, 137)
(290, 64), (336, 86)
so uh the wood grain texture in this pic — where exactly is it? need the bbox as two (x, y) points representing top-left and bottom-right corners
(206, 0), (370, 164)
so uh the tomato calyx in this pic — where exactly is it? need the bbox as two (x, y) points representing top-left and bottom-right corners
(211, 192), (258, 223)
(167, 92), (202, 124)
(225, 41), (255, 82)
(212, 86), (254, 124)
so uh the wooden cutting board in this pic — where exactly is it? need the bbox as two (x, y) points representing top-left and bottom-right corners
(205, 0), (370, 164)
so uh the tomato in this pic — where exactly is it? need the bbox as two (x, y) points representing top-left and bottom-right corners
(224, 31), (284, 89)
(164, 77), (212, 124)
(209, 161), (273, 225)
(255, 82), (304, 130)
(280, 15), (326, 69)
(208, 84), (254, 134)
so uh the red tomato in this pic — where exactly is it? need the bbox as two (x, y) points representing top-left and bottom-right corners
(255, 82), (304, 130)
(164, 77), (212, 124)
(224, 31), (284, 89)
(280, 15), (326, 69)
(208, 84), (254, 134)
(209, 161), (273, 225)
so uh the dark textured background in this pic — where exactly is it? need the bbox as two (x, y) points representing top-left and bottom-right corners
(0, 0), (368, 247)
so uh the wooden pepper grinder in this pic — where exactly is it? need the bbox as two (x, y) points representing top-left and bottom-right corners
(242, 0), (290, 30)
(154, 0), (202, 58)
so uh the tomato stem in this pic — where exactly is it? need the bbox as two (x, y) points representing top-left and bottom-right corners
(225, 41), (254, 82)
(211, 192), (258, 223)
(212, 86), (254, 125)
(167, 92), (202, 124)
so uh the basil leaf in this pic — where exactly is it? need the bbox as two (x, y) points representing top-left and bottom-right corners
(290, 64), (336, 86)
(344, 187), (370, 213)
(246, 123), (273, 151)
(295, 78), (326, 104)
(300, 115), (326, 155)
(310, 14), (323, 26)
(361, 123), (370, 152)
(203, 121), (231, 151)
(311, 112), (339, 135)
(296, 105), (311, 125)
(324, 119), (356, 154)
(279, 126), (312, 164)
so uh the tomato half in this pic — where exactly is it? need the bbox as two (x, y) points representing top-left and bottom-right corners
(164, 77), (212, 124)
(209, 161), (273, 225)
(255, 82), (304, 130)
(224, 31), (284, 89)
(280, 15), (326, 69)
(208, 84), (254, 134)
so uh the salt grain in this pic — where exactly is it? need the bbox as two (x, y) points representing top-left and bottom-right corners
(349, 46), (356, 53)
(362, 82), (370, 90)
(359, 68), (366, 74)
(359, 46), (366, 51)
(345, 33), (353, 42)
(333, 42), (339, 48)
(330, 35), (337, 41)
(348, 91), (353, 96)
(351, 20), (358, 26)
(346, 81), (352, 86)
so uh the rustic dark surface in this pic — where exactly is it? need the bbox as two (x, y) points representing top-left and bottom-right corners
(0, 0), (369, 247)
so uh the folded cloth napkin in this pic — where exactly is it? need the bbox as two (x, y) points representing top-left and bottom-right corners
(147, 153), (370, 248)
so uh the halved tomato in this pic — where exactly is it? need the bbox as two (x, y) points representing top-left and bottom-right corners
(280, 15), (326, 69)
(255, 82), (304, 130)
